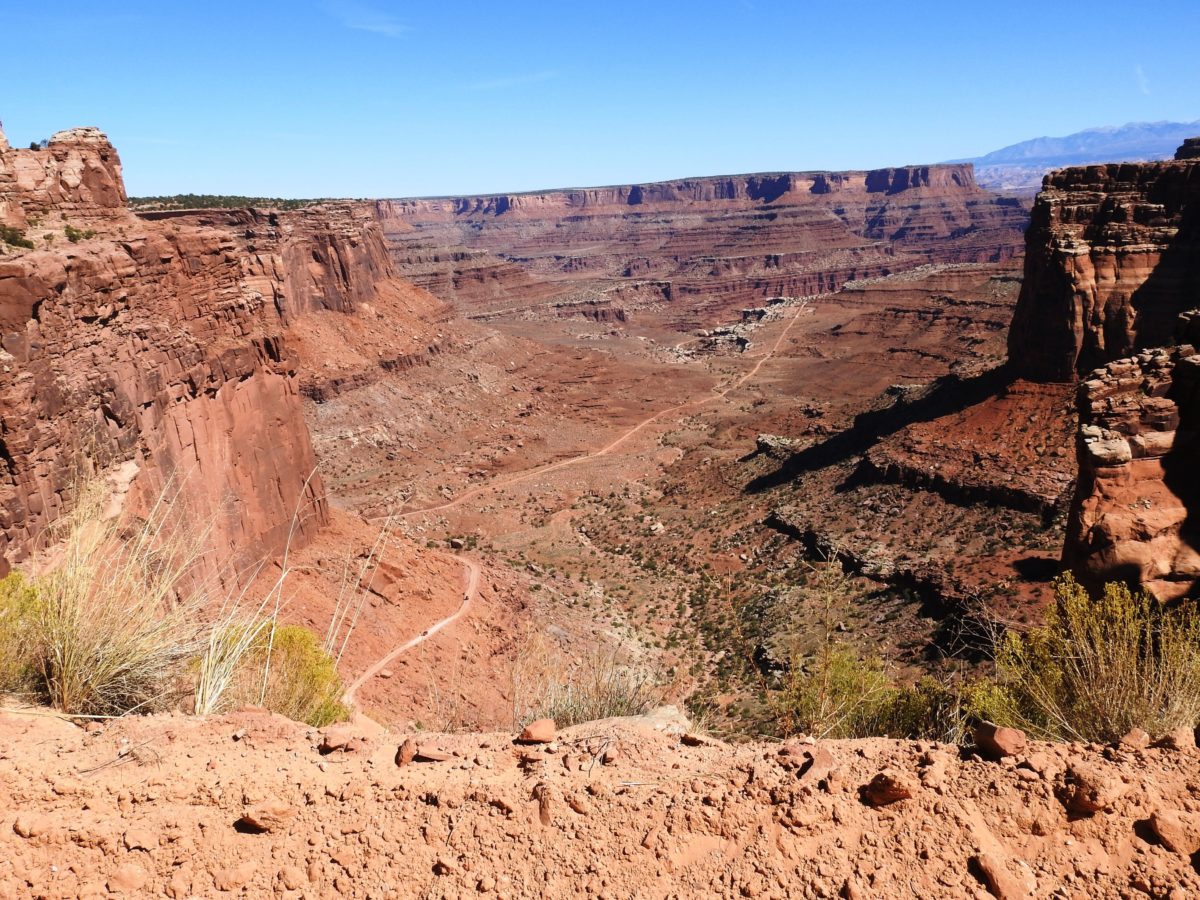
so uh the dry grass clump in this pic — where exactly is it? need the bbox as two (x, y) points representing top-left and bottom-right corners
(511, 635), (664, 729)
(0, 572), (39, 692)
(23, 477), (211, 715)
(0, 466), (348, 728)
(979, 574), (1200, 742)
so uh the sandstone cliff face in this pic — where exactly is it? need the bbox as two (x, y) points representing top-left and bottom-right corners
(1007, 159), (1200, 382)
(140, 203), (397, 321)
(0, 128), (400, 574)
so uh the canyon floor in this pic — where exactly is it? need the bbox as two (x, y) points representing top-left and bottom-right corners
(304, 254), (1068, 735)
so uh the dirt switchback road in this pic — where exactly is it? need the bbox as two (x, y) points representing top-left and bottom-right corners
(343, 554), (480, 707)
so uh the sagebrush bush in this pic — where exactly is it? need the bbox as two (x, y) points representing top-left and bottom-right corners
(223, 624), (348, 727)
(0, 572), (39, 693)
(771, 645), (970, 741)
(982, 574), (1200, 742)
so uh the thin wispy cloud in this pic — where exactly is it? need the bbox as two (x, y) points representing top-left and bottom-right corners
(466, 70), (558, 91)
(1135, 64), (1151, 96)
(323, 1), (407, 37)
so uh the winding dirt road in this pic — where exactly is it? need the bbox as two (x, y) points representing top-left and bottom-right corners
(346, 301), (810, 703)
(342, 554), (480, 706)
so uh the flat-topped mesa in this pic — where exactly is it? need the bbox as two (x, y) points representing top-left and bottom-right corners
(1006, 144), (1200, 382)
(0, 126), (127, 228)
(382, 164), (983, 221)
(383, 162), (1025, 325)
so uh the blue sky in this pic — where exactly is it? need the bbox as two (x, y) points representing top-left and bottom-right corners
(3, 1), (1197, 197)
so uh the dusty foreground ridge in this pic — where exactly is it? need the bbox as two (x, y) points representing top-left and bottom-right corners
(3, 708), (1200, 898)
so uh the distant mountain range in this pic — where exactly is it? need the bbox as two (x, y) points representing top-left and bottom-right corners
(956, 120), (1200, 194)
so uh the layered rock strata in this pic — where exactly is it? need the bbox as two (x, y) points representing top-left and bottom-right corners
(1066, 344), (1200, 600)
(1008, 157), (1200, 382)
(1041, 141), (1200, 598)
(380, 165), (1028, 329)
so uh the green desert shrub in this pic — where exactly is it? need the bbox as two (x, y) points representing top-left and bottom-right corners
(222, 624), (349, 727)
(771, 645), (969, 741)
(63, 224), (95, 243)
(0, 572), (40, 693)
(980, 574), (1200, 742)
(1, 225), (35, 249)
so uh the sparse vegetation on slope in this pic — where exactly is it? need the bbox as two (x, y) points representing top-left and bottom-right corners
(1, 224), (35, 249)
(129, 194), (330, 211)
(232, 624), (348, 727)
(20, 477), (211, 716)
(511, 638), (663, 730)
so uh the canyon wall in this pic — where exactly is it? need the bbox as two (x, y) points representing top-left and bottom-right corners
(379, 165), (1029, 328)
(0, 126), (400, 575)
(1038, 141), (1200, 599)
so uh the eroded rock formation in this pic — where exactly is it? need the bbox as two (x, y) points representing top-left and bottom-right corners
(1044, 141), (1200, 598)
(0, 126), (405, 574)
(0, 126), (127, 227)
(1066, 343), (1200, 600)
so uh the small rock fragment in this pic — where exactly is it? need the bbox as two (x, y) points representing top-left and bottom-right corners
(1150, 809), (1200, 856)
(213, 861), (257, 891)
(108, 863), (149, 893)
(861, 770), (917, 806)
(395, 737), (416, 767)
(1119, 727), (1150, 750)
(123, 828), (157, 851)
(972, 852), (1029, 899)
(13, 815), (47, 839)
(414, 745), (451, 762)
(1063, 763), (1125, 815)
(533, 781), (553, 826)
(519, 719), (556, 744)
(798, 745), (837, 784)
(318, 725), (365, 754)
(237, 802), (295, 834)
(1155, 725), (1197, 752)
(279, 867), (307, 891)
(974, 722), (1027, 759)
